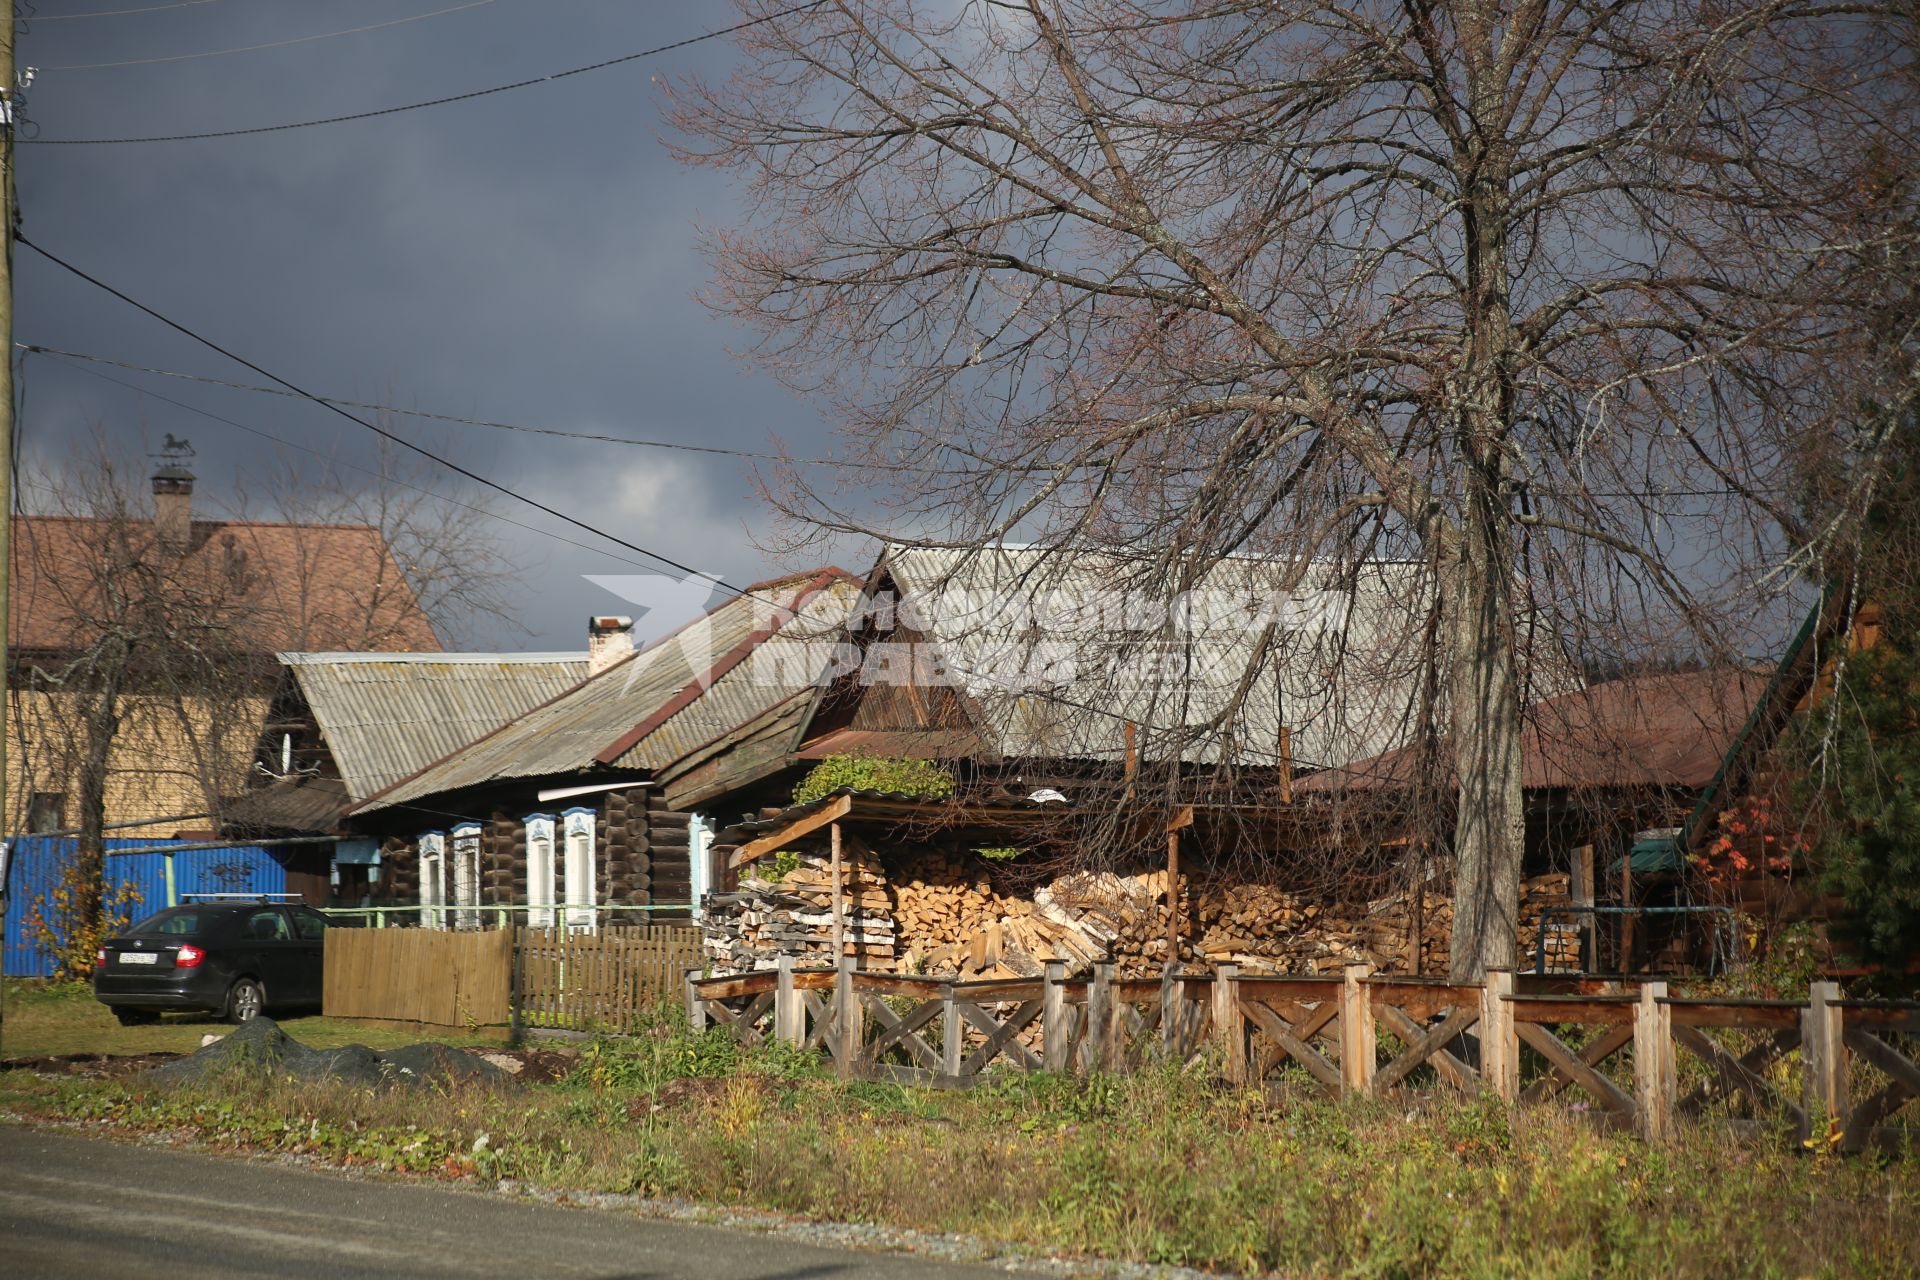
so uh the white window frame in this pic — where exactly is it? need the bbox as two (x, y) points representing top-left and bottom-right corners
(417, 831), (446, 930)
(688, 812), (714, 920)
(562, 807), (597, 932)
(450, 822), (482, 930)
(524, 813), (557, 929)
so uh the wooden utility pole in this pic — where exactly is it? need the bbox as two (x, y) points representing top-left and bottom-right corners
(0, 7), (17, 1054)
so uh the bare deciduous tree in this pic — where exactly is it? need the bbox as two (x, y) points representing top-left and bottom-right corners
(8, 432), (526, 975)
(670, 0), (1917, 976)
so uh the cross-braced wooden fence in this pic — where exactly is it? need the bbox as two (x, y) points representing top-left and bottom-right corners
(686, 958), (1920, 1147)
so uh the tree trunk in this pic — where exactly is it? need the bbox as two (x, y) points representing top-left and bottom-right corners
(1447, 23), (1525, 982)
(1444, 502), (1526, 980)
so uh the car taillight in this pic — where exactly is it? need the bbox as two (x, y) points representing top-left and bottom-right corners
(95, 947), (107, 967)
(175, 944), (206, 969)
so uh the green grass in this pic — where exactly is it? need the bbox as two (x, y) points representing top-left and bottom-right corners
(1, 979), (503, 1059)
(3, 1008), (1916, 1279)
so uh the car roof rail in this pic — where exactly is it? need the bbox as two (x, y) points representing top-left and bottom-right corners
(178, 893), (306, 904)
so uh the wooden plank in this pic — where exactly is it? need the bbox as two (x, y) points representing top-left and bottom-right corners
(1240, 999), (1341, 1091)
(1042, 962), (1069, 1072)
(1340, 964), (1375, 1097)
(692, 973), (780, 1001)
(1236, 977), (1343, 1002)
(1507, 997), (1635, 1026)
(1516, 1022), (1635, 1120)
(1845, 1029), (1920, 1099)
(1668, 1004), (1802, 1030)
(847, 973), (950, 998)
(1673, 1025), (1804, 1129)
(1378, 1003), (1480, 1093)
(1521, 1023), (1633, 1105)
(863, 996), (944, 1070)
(730, 794), (854, 867)
(1634, 982), (1676, 1143)
(1373, 1006), (1481, 1092)
(959, 999), (1043, 1076)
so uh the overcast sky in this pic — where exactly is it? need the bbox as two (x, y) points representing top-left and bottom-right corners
(15, 0), (864, 651)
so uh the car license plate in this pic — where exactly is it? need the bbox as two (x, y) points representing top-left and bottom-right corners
(118, 952), (158, 965)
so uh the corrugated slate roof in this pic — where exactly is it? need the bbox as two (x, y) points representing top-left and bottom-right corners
(877, 544), (1578, 771)
(350, 570), (859, 814)
(284, 651), (588, 802)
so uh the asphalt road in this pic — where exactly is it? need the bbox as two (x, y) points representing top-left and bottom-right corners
(0, 1127), (1014, 1279)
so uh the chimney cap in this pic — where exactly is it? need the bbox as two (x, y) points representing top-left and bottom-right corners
(152, 463), (195, 484)
(589, 615), (634, 632)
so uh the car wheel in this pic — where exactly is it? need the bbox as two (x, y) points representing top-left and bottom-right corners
(111, 1007), (157, 1027)
(224, 978), (266, 1024)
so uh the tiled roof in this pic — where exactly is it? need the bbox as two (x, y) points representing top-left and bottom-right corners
(281, 652), (590, 803)
(10, 514), (440, 655)
(349, 569), (860, 814)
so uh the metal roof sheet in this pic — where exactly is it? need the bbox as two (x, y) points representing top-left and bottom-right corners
(351, 570), (859, 814)
(878, 544), (1579, 771)
(1293, 668), (1770, 794)
(284, 652), (588, 802)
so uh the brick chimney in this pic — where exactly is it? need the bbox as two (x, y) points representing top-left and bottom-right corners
(587, 615), (635, 675)
(151, 461), (195, 549)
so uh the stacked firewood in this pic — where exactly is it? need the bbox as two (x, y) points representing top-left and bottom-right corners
(700, 850), (896, 971)
(709, 843), (1580, 979)
(1516, 872), (1577, 970)
(1193, 872), (1574, 976)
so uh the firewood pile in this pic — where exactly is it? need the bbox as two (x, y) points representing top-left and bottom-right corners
(706, 841), (1579, 980)
(701, 849), (896, 971)
(1195, 872), (1574, 976)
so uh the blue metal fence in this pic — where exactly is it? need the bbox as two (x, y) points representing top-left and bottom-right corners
(2, 836), (288, 977)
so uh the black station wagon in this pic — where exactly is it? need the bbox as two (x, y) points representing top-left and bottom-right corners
(92, 901), (330, 1025)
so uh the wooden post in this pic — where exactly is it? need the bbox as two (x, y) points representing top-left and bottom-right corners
(775, 953), (802, 1047)
(1211, 963), (1243, 1084)
(1479, 969), (1517, 1101)
(1572, 844), (1595, 971)
(1166, 829), (1181, 965)
(1042, 961), (1069, 1073)
(1801, 980), (1847, 1141)
(1158, 962), (1180, 1060)
(1340, 963), (1375, 1097)
(683, 966), (706, 1033)
(835, 954), (860, 1078)
(829, 820), (845, 960)
(941, 982), (963, 1078)
(1278, 726), (1294, 804)
(1620, 849), (1635, 972)
(1089, 962), (1115, 1073)
(1633, 981), (1675, 1142)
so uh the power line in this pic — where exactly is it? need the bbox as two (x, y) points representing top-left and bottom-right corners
(15, 345), (1789, 506)
(18, 234), (786, 607)
(21, 1), (828, 144)
(26, 0), (227, 19)
(42, 1), (495, 71)
(16, 342), (912, 470)
(26, 345), (683, 574)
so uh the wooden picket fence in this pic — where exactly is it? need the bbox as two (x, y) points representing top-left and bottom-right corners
(515, 925), (702, 1035)
(687, 958), (1920, 1148)
(323, 928), (513, 1027)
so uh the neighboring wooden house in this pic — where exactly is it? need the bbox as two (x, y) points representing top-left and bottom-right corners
(221, 650), (589, 903)
(7, 457), (439, 838)
(337, 569), (864, 928)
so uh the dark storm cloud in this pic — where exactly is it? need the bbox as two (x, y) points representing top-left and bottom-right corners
(15, 0), (859, 648)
